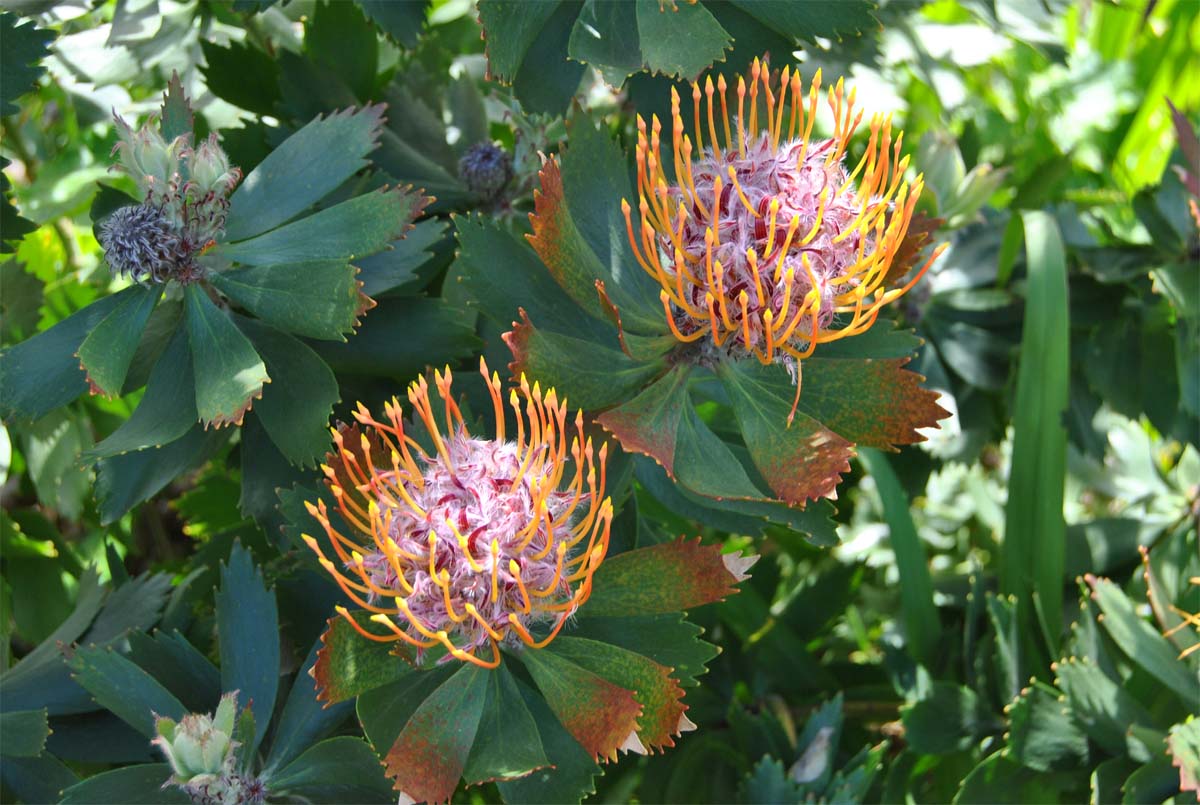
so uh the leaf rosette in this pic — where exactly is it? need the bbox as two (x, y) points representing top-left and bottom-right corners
(0, 79), (429, 523)
(294, 359), (755, 803)
(456, 60), (948, 539)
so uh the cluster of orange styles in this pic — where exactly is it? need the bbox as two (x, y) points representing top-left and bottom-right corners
(303, 359), (612, 668)
(623, 57), (946, 369)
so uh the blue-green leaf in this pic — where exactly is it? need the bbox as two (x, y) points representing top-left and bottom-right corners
(216, 542), (280, 753)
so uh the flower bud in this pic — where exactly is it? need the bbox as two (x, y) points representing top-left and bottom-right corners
(112, 113), (183, 196)
(188, 134), (241, 199)
(151, 692), (238, 784)
(458, 141), (513, 200)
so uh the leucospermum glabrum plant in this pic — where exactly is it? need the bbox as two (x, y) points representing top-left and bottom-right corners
(456, 55), (947, 537)
(0, 78), (427, 523)
(295, 359), (756, 802)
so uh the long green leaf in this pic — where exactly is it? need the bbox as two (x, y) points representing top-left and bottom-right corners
(860, 449), (938, 667)
(1002, 211), (1069, 652)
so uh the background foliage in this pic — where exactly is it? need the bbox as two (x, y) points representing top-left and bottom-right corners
(1, 0), (1197, 803)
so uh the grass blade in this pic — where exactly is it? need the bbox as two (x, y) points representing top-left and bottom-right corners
(860, 448), (938, 667)
(1002, 211), (1070, 654)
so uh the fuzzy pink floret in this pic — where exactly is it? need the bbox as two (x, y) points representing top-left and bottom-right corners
(358, 431), (578, 660)
(666, 133), (872, 356)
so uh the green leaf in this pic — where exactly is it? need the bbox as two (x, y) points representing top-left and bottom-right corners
(549, 636), (688, 752)
(3, 567), (104, 680)
(236, 318), (338, 467)
(738, 757), (804, 805)
(1120, 759), (1180, 805)
(357, 667), (455, 757)
(859, 449), (938, 667)
(477, 1), (563, 82)
(567, 1), (730, 86)
(308, 296), (480, 378)
(584, 537), (748, 618)
(1002, 211), (1069, 645)
(21, 408), (91, 520)
(1086, 575), (1200, 705)
(462, 660), (549, 785)
(218, 187), (427, 266)
(530, 108), (665, 333)
(987, 593), (1024, 703)
(0, 288), (131, 422)
(84, 571), (174, 645)
(158, 72), (193, 143)
(263, 637), (355, 775)
(357, 218), (446, 297)
(953, 753), (1065, 805)
(673, 403), (769, 501)
(1006, 681), (1089, 772)
(505, 310), (667, 410)
(0, 13), (54, 116)
(726, 0), (876, 44)
(567, 2), (641, 86)
(184, 284), (269, 428)
(1, 754), (78, 803)
(216, 541), (280, 753)
(900, 682), (995, 755)
(305, 1), (378, 101)
(633, 453), (839, 544)
(358, 0), (428, 48)
(716, 360), (854, 505)
(94, 426), (226, 525)
(239, 413), (308, 521)
(225, 105), (386, 242)
(1052, 656), (1156, 756)
(0, 709), (50, 757)
(59, 764), (184, 805)
(798, 350), (948, 450)
(199, 39), (281, 117)
(209, 260), (370, 341)
(126, 630), (221, 714)
(596, 363), (690, 474)
(448, 75), (488, 151)
(455, 214), (614, 344)
(83, 324), (197, 461)
(68, 647), (187, 737)
(569, 613), (718, 688)
(497, 675), (602, 803)
(633, 0), (729, 80)
(514, 643), (642, 761)
(311, 611), (414, 706)
(268, 737), (394, 803)
(0, 260), (43, 342)
(382, 663), (489, 803)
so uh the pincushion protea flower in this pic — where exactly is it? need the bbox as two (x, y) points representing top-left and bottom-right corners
(623, 57), (946, 383)
(303, 358), (612, 669)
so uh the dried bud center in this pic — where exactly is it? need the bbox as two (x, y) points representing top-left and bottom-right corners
(458, 141), (513, 199)
(98, 204), (202, 284)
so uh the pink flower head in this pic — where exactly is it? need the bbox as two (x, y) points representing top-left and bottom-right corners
(623, 57), (945, 369)
(304, 359), (613, 668)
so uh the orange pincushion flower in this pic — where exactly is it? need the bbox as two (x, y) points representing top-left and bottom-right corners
(623, 57), (946, 368)
(303, 359), (612, 669)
